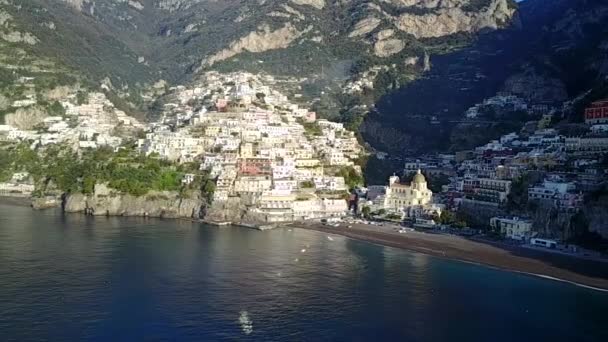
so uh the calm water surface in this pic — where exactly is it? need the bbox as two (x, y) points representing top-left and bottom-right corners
(1, 204), (607, 341)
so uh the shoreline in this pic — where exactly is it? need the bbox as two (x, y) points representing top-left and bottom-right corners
(0, 196), (32, 207)
(3, 200), (607, 291)
(292, 222), (608, 291)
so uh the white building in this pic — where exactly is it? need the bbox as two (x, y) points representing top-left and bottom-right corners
(490, 217), (533, 241)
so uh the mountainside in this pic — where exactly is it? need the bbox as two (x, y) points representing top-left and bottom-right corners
(0, 0), (516, 99)
(1, 0), (607, 159)
(365, 0), (608, 155)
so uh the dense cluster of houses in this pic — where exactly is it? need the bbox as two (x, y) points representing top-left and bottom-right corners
(0, 92), (144, 150)
(137, 72), (364, 223)
(401, 99), (608, 241)
(1, 72), (365, 222)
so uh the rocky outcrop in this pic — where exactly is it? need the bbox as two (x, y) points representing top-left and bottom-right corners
(31, 197), (62, 210)
(394, 0), (516, 38)
(59, 0), (86, 11)
(4, 106), (46, 130)
(0, 9), (38, 45)
(0, 31), (38, 45)
(204, 197), (247, 223)
(348, 17), (381, 38)
(202, 24), (309, 67)
(291, 0), (325, 10)
(63, 184), (207, 219)
(374, 38), (405, 57)
(375, 29), (395, 41)
(530, 202), (575, 240)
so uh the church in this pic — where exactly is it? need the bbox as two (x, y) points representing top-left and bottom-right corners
(384, 170), (433, 210)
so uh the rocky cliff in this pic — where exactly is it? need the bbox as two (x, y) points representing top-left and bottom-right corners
(63, 184), (207, 219)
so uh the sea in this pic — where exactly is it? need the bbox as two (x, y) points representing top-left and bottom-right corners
(1, 203), (607, 341)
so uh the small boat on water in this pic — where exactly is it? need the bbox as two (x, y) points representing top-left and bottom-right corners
(239, 311), (253, 335)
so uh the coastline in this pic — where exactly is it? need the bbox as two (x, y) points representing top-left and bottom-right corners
(0, 196), (32, 207)
(292, 222), (608, 291)
(3, 199), (607, 291)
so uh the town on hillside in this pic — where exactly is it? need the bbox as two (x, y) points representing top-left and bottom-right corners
(0, 72), (364, 222)
(356, 99), (608, 256)
(1, 72), (607, 256)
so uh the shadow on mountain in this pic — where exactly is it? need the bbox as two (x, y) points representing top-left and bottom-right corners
(363, 0), (608, 156)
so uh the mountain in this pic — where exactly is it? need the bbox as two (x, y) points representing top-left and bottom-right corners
(1, 0), (607, 159)
(364, 0), (608, 155)
(0, 0), (516, 105)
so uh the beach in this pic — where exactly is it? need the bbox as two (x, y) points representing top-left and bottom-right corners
(292, 221), (608, 291)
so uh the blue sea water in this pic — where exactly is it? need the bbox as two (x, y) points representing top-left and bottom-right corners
(0, 204), (607, 341)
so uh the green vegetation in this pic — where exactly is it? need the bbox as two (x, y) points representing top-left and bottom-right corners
(372, 209), (387, 216)
(0, 142), (214, 199)
(300, 180), (315, 189)
(462, 0), (494, 12)
(337, 166), (364, 189)
(386, 213), (402, 221)
(507, 174), (532, 211)
(426, 173), (450, 193)
(433, 210), (468, 228)
(76, 91), (88, 105)
(298, 119), (323, 136)
(361, 205), (371, 218)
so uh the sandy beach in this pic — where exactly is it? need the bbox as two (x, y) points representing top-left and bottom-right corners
(292, 221), (608, 291)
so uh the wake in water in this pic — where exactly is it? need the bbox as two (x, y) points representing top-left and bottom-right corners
(239, 310), (253, 335)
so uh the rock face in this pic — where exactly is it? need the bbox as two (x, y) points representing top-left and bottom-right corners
(59, 0), (87, 11)
(0, 31), (38, 45)
(204, 197), (248, 223)
(584, 197), (608, 240)
(63, 184), (207, 219)
(348, 17), (382, 38)
(202, 23), (308, 67)
(4, 106), (46, 130)
(394, 0), (516, 38)
(291, 0), (325, 10)
(31, 197), (62, 210)
(374, 38), (405, 57)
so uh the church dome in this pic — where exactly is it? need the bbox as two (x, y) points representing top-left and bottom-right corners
(412, 169), (426, 184)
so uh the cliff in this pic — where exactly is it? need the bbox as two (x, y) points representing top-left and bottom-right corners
(63, 184), (207, 219)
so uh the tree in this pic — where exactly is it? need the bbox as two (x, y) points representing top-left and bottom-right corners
(439, 210), (455, 225)
(76, 91), (88, 105)
(300, 180), (315, 188)
(387, 213), (402, 221)
(338, 166), (364, 189)
(361, 205), (371, 218)
(48, 101), (65, 116)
